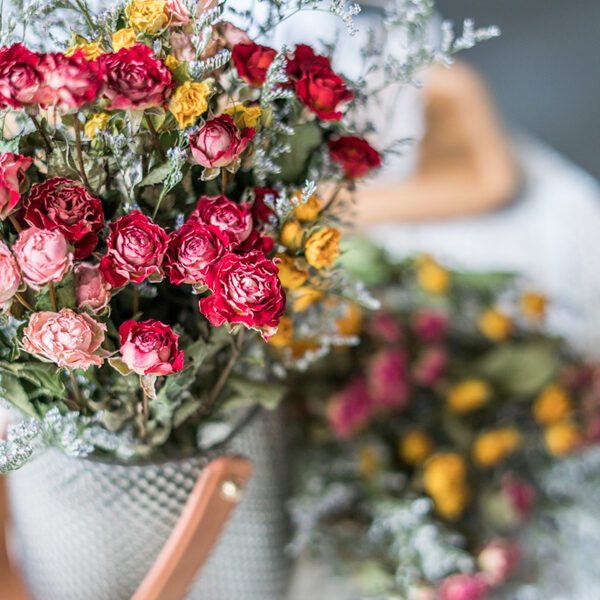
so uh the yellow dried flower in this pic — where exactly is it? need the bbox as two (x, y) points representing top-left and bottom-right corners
(127, 0), (168, 33)
(533, 384), (572, 426)
(275, 253), (309, 289)
(223, 104), (263, 129)
(434, 487), (470, 520)
(280, 221), (304, 251)
(292, 287), (323, 312)
(112, 28), (137, 52)
(289, 338), (320, 359)
(84, 113), (111, 139)
(164, 55), (180, 72)
(65, 42), (104, 61)
(305, 227), (341, 269)
(520, 291), (547, 322)
(335, 302), (362, 337)
(268, 316), (293, 348)
(478, 308), (512, 342)
(399, 430), (433, 465)
(473, 427), (521, 467)
(447, 379), (491, 414)
(293, 192), (322, 222)
(168, 81), (212, 129)
(423, 452), (469, 519)
(545, 420), (580, 457)
(416, 255), (450, 295)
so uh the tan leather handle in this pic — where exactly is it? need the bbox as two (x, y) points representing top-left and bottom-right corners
(131, 455), (253, 600)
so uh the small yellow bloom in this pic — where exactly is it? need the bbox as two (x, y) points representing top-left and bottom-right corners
(275, 253), (309, 289)
(280, 221), (304, 251)
(545, 420), (580, 457)
(520, 291), (547, 322)
(335, 302), (362, 337)
(65, 42), (104, 61)
(305, 227), (341, 269)
(223, 104), (263, 129)
(434, 486), (470, 520)
(447, 379), (491, 414)
(478, 308), (512, 342)
(292, 287), (323, 312)
(416, 255), (450, 295)
(289, 338), (320, 359)
(473, 427), (521, 467)
(533, 384), (572, 426)
(359, 446), (379, 479)
(399, 430), (433, 465)
(112, 28), (137, 52)
(293, 192), (322, 222)
(168, 81), (212, 129)
(84, 113), (111, 139)
(127, 0), (168, 33)
(423, 452), (469, 519)
(268, 316), (293, 348)
(164, 55), (180, 72)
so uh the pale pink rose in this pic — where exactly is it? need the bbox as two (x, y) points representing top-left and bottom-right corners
(23, 308), (106, 369)
(366, 348), (410, 411)
(327, 378), (373, 437)
(438, 573), (489, 600)
(165, 0), (193, 26)
(413, 346), (447, 387)
(13, 227), (73, 286)
(196, 0), (218, 14)
(170, 32), (196, 62)
(477, 539), (520, 586)
(367, 310), (404, 343)
(0, 240), (21, 307)
(75, 262), (111, 312)
(0, 152), (32, 219)
(220, 22), (251, 47)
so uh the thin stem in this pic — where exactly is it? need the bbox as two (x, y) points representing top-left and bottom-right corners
(145, 114), (166, 162)
(221, 169), (227, 195)
(29, 114), (52, 154)
(322, 180), (346, 213)
(69, 370), (84, 412)
(74, 115), (94, 193)
(14, 292), (34, 312)
(132, 283), (139, 317)
(48, 281), (59, 311)
(8, 214), (21, 233)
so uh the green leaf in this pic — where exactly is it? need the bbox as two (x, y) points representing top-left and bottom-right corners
(0, 362), (65, 400)
(275, 121), (322, 183)
(0, 373), (39, 418)
(452, 270), (518, 293)
(338, 236), (391, 286)
(0, 137), (20, 154)
(222, 375), (286, 412)
(139, 162), (172, 187)
(35, 271), (77, 311)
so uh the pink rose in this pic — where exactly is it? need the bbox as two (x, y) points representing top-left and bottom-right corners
(99, 210), (169, 288)
(119, 319), (184, 376)
(75, 263), (111, 313)
(100, 44), (174, 110)
(189, 114), (255, 169)
(477, 539), (520, 586)
(23, 308), (106, 369)
(0, 240), (21, 307)
(164, 222), (233, 285)
(366, 348), (411, 412)
(236, 228), (274, 254)
(169, 32), (196, 62)
(0, 43), (51, 108)
(413, 346), (447, 387)
(438, 574), (489, 600)
(367, 310), (404, 344)
(199, 250), (286, 339)
(13, 227), (73, 286)
(22, 176), (104, 259)
(165, 0), (192, 26)
(0, 152), (32, 219)
(327, 378), (373, 437)
(500, 473), (536, 522)
(413, 309), (448, 343)
(220, 22), (251, 47)
(188, 195), (252, 243)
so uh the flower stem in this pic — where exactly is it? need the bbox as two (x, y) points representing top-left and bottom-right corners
(29, 114), (52, 154)
(221, 169), (227, 195)
(8, 214), (21, 233)
(145, 114), (166, 162)
(322, 180), (346, 213)
(48, 281), (59, 311)
(132, 283), (139, 317)
(14, 292), (34, 312)
(74, 115), (94, 193)
(69, 370), (84, 412)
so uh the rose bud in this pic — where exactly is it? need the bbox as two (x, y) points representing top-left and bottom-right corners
(0, 152), (32, 220)
(22, 177), (104, 259)
(23, 308), (107, 369)
(164, 222), (233, 285)
(327, 377), (373, 438)
(75, 262), (111, 313)
(100, 43), (174, 110)
(286, 44), (332, 79)
(477, 539), (520, 586)
(99, 210), (169, 288)
(413, 308), (448, 343)
(119, 319), (184, 376)
(367, 310), (404, 344)
(251, 188), (278, 228)
(189, 114), (255, 170)
(328, 136), (382, 179)
(188, 195), (252, 243)
(13, 227), (73, 286)
(438, 573), (489, 600)
(294, 66), (353, 121)
(413, 346), (448, 387)
(231, 42), (276, 87)
(199, 250), (286, 340)
(366, 348), (411, 412)
(0, 241), (22, 308)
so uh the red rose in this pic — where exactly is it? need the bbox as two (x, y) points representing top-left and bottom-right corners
(189, 114), (255, 169)
(286, 44), (331, 79)
(188, 195), (252, 243)
(328, 136), (382, 179)
(232, 42), (276, 87)
(294, 67), (353, 120)
(0, 43), (51, 108)
(0, 152), (32, 220)
(119, 319), (184, 376)
(100, 44), (174, 110)
(99, 210), (169, 287)
(164, 222), (233, 285)
(236, 229), (274, 254)
(251, 188), (278, 227)
(22, 176), (104, 259)
(199, 250), (286, 339)
(40, 50), (104, 111)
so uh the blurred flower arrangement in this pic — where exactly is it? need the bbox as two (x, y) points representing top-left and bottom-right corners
(289, 240), (600, 600)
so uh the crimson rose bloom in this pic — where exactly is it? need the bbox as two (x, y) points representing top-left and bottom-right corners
(189, 114), (255, 169)
(0, 43), (51, 108)
(286, 44), (331, 79)
(99, 210), (169, 287)
(22, 177), (104, 259)
(328, 136), (382, 179)
(199, 251), (286, 339)
(188, 195), (252, 243)
(236, 229), (274, 255)
(295, 67), (353, 121)
(164, 222), (233, 285)
(119, 319), (184, 376)
(100, 44), (174, 110)
(251, 188), (278, 227)
(232, 42), (276, 87)
(0, 152), (32, 220)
